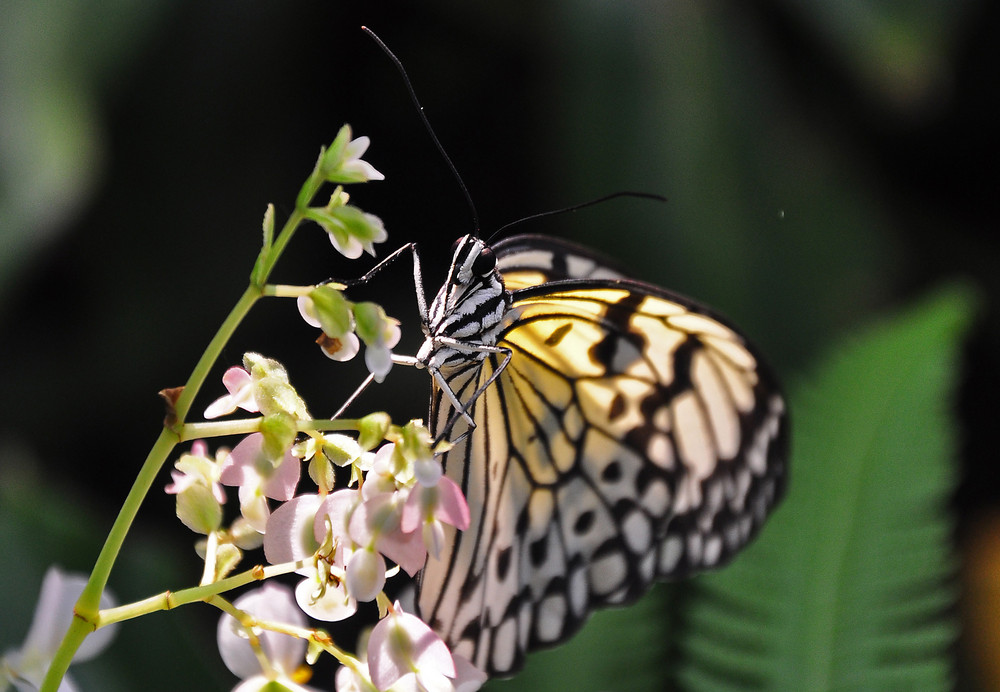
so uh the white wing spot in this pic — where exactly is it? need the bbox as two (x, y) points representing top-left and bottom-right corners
(659, 536), (683, 573)
(640, 478), (671, 516)
(704, 534), (723, 566)
(491, 618), (518, 673)
(589, 552), (627, 595)
(686, 532), (703, 565)
(497, 249), (553, 271)
(653, 405), (671, 431)
(725, 523), (741, 549)
(647, 432), (674, 469)
(536, 595), (567, 642)
(639, 550), (656, 582)
(563, 404), (585, 441)
(622, 510), (652, 553)
(569, 565), (589, 617)
(673, 391), (716, 479)
(566, 255), (597, 277)
(706, 480), (724, 516)
(674, 473), (702, 514)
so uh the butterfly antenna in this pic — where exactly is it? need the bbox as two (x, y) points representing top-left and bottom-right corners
(488, 191), (666, 242)
(362, 26), (480, 236)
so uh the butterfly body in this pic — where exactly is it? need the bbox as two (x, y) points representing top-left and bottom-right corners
(412, 233), (788, 676)
(417, 237), (511, 372)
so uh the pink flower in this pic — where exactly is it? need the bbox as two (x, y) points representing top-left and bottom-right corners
(401, 471), (470, 560)
(205, 355), (309, 420)
(165, 441), (226, 501)
(367, 602), (456, 692)
(205, 367), (259, 419)
(220, 433), (301, 533)
(297, 290), (361, 363)
(345, 548), (386, 603)
(165, 441), (227, 534)
(350, 491), (427, 577)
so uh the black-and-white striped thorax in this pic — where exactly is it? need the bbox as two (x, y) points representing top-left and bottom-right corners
(416, 235), (513, 372)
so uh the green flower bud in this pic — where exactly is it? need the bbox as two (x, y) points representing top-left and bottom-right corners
(259, 412), (298, 463)
(308, 285), (353, 338)
(358, 412), (392, 451)
(175, 484), (222, 535)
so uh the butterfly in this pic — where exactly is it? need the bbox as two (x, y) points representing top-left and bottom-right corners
(407, 231), (789, 676)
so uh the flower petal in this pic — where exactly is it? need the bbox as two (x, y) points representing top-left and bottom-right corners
(434, 477), (470, 531)
(19, 567), (117, 663)
(294, 577), (357, 622)
(345, 549), (386, 602)
(367, 605), (455, 692)
(364, 345), (393, 383)
(217, 583), (306, 679)
(452, 655), (488, 692)
(297, 295), (322, 328)
(264, 494), (324, 566)
(262, 449), (301, 501)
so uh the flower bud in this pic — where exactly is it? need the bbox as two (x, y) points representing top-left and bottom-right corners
(175, 482), (223, 534)
(307, 285), (353, 338)
(358, 412), (391, 451)
(259, 413), (298, 464)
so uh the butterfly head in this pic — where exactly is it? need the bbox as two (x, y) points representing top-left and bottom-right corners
(446, 235), (500, 288)
(421, 235), (512, 365)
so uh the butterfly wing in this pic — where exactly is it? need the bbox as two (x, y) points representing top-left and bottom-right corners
(416, 245), (788, 676)
(491, 233), (628, 289)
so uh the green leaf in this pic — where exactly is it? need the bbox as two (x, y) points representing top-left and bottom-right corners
(672, 284), (976, 691)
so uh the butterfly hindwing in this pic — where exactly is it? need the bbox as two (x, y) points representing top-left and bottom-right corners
(415, 237), (788, 676)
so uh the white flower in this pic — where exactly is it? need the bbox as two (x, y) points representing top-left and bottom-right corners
(217, 584), (319, 692)
(1, 567), (117, 692)
(320, 125), (384, 184)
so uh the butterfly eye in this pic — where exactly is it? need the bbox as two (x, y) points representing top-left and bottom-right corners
(450, 237), (464, 256)
(472, 246), (497, 277)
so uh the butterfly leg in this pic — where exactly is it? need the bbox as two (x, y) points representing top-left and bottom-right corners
(328, 372), (377, 420)
(326, 241), (430, 326)
(319, 244), (432, 418)
(430, 340), (513, 444)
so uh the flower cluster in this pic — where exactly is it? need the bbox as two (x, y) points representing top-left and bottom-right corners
(166, 357), (478, 691)
(216, 586), (485, 692)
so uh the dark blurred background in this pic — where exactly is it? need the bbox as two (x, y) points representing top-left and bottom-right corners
(1, 1), (998, 690)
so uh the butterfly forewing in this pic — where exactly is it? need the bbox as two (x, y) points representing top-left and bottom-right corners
(415, 235), (788, 677)
(491, 233), (628, 289)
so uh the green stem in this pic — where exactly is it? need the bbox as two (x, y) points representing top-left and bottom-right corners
(98, 560), (303, 627)
(179, 417), (360, 442)
(172, 284), (262, 423)
(41, 174), (324, 692)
